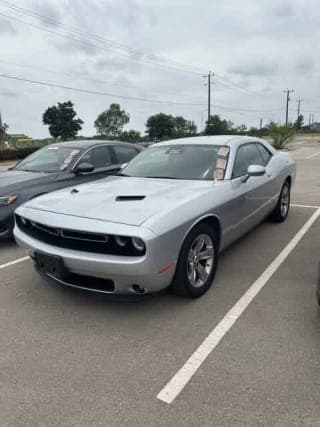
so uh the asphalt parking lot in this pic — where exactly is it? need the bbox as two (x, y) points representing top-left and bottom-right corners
(1, 138), (320, 426)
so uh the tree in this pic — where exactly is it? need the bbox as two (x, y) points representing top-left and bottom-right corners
(268, 122), (295, 149)
(146, 113), (175, 140)
(119, 129), (141, 143)
(146, 113), (197, 141)
(173, 116), (197, 137)
(43, 101), (83, 140)
(204, 115), (233, 135)
(235, 124), (247, 135)
(294, 114), (304, 130)
(94, 104), (130, 137)
(0, 116), (8, 150)
(247, 126), (260, 137)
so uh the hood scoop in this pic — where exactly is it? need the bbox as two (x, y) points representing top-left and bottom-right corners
(115, 195), (145, 202)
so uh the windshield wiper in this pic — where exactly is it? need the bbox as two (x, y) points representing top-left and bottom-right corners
(145, 176), (178, 179)
(115, 172), (131, 177)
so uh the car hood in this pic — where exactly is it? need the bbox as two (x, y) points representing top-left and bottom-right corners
(23, 176), (212, 226)
(0, 169), (56, 193)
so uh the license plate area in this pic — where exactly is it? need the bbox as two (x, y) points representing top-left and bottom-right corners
(35, 252), (68, 281)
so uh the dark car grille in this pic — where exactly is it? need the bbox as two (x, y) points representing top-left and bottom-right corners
(15, 215), (145, 256)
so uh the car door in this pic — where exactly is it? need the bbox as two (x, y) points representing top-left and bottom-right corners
(228, 142), (273, 240)
(54, 144), (121, 189)
(71, 144), (122, 184)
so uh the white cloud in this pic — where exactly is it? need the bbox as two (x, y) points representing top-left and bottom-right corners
(0, 0), (319, 138)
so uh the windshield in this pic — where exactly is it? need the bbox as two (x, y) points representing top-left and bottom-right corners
(15, 146), (80, 173)
(122, 144), (230, 180)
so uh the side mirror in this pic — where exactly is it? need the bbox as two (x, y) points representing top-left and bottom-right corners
(120, 163), (128, 171)
(241, 164), (265, 182)
(74, 162), (94, 174)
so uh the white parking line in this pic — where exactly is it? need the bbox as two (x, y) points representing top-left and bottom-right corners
(157, 208), (320, 404)
(0, 256), (29, 271)
(291, 203), (320, 209)
(306, 151), (320, 159)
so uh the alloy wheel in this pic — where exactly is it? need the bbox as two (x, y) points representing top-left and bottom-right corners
(281, 184), (290, 217)
(187, 234), (214, 288)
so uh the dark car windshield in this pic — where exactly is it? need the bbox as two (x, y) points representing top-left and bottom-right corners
(122, 144), (229, 180)
(15, 146), (80, 173)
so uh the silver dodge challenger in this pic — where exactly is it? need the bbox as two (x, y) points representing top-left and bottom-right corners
(14, 136), (295, 298)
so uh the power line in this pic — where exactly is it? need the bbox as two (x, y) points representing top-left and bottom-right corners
(0, 0), (206, 74)
(214, 74), (272, 99)
(0, 0), (202, 75)
(0, 72), (284, 114)
(0, 0), (282, 99)
(0, 73), (207, 106)
(0, 58), (204, 102)
(214, 103), (281, 113)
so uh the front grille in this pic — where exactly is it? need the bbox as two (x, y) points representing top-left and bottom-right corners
(0, 222), (8, 233)
(57, 272), (115, 293)
(15, 215), (145, 256)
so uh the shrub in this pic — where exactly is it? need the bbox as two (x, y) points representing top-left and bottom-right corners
(0, 147), (40, 162)
(268, 122), (295, 149)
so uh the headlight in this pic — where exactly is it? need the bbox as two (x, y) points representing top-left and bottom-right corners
(0, 195), (18, 207)
(131, 237), (145, 252)
(115, 236), (128, 247)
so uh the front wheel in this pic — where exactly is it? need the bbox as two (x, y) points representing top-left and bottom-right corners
(269, 180), (291, 222)
(170, 223), (219, 298)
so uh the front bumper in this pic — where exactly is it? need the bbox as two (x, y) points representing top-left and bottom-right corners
(0, 205), (14, 238)
(14, 225), (177, 295)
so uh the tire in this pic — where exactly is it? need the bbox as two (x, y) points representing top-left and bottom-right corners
(269, 180), (291, 223)
(170, 222), (219, 298)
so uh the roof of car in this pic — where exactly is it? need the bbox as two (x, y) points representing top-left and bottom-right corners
(48, 140), (139, 150)
(156, 135), (266, 148)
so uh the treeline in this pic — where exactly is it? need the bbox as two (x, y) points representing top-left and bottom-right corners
(1, 100), (316, 148)
(41, 101), (199, 142)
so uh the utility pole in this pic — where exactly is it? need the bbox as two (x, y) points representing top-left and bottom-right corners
(296, 98), (303, 121)
(259, 117), (263, 130)
(203, 71), (214, 124)
(283, 89), (294, 125)
(0, 112), (5, 150)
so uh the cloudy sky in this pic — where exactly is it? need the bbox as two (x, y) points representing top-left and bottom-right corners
(0, 0), (319, 138)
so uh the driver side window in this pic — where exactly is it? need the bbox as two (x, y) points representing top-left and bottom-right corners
(79, 146), (112, 169)
(232, 144), (264, 178)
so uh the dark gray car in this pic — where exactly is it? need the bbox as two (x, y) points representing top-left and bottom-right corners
(0, 140), (141, 238)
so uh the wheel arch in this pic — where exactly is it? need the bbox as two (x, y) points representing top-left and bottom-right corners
(285, 175), (292, 186)
(183, 214), (222, 250)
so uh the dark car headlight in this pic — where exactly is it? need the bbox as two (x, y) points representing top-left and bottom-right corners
(131, 237), (146, 252)
(114, 235), (146, 255)
(115, 236), (129, 247)
(0, 195), (18, 207)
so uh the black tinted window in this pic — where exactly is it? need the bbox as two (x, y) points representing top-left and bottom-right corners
(113, 145), (138, 163)
(233, 144), (264, 178)
(80, 146), (112, 169)
(256, 143), (272, 165)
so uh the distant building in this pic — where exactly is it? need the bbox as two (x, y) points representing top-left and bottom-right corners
(7, 134), (34, 149)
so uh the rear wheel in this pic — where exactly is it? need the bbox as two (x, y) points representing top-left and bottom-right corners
(170, 223), (219, 298)
(270, 180), (291, 222)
